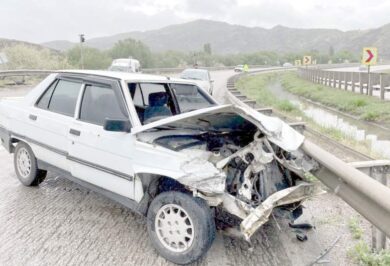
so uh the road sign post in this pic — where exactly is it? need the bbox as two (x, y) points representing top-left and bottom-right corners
(361, 47), (378, 96)
(79, 34), (85, 69)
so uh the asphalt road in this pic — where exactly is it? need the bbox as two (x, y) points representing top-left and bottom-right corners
(0, 70), (350, 266)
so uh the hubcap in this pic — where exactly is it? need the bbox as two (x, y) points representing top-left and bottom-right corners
(155, 204), (194, 252)
(17, 147), (31, 178)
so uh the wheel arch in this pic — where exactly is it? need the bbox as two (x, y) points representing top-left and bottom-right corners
(136, 172), (190, 216)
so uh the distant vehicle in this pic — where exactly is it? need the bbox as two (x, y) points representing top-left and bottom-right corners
(109, 58), (141, 73)
(234, 65), (244, 72)
(283, 62), (293, 67)
(180, 68), (214, 94)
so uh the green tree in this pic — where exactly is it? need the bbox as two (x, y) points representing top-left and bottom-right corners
(153, 51), (188, 68)
(329, 45), (335, 57)
(203, 43), (212, 55)
(109, 38), (153, 67)
(67, 46), (111, 69)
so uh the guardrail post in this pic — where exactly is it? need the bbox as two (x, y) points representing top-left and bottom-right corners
(338, 72), (342, 89)
(322, 71), (326, 86)
(380, 74), (385, 100)
(332, 71), (336, 87)
(344, 72), (348, 90)
(351, 72), (356, 92)
(371, 167), (388, 251)
(359, 72), (363, 94)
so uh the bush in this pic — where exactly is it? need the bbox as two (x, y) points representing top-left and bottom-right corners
(277, 100), (297, 112)
(3, 44), (70, 69)
(348, 241), (390, 266)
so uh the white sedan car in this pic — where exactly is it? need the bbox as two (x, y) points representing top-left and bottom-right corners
(0, 70), (320, 264)
(180, 68), (214, 95)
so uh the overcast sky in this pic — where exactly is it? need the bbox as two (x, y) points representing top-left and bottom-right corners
(2, 0), (390, 43)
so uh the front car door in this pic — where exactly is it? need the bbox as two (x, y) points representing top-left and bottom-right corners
(67, 76), (142, 201)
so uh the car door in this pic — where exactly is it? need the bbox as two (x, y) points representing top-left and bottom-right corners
(68, 77), (142, 201)
(22, 77), (83, 171)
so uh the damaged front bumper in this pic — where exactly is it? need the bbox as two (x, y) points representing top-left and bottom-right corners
(203, 182), (324, 241)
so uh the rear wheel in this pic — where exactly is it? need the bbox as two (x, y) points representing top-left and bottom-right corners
(14, 142), (46, 186)
(147, 191), (216, 265)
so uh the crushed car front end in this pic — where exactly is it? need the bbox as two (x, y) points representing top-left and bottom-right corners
(135, 104), (323, 240)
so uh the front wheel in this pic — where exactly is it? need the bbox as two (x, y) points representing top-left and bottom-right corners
(14, 142), (46, 186)
(147, 191), (216, 265)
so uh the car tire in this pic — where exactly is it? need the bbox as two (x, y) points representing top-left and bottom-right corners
(147, 191), (216, 265)
(14, 142), (47, 186)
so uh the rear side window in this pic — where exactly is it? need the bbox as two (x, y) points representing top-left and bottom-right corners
(43, 80), (82, 117)
(170, 84), (215, 112)
(79, 84), (127, 126)
(36, 80), (57, 109)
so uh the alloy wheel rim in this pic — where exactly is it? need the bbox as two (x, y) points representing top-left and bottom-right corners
(155, 204), (194, 252)
(17, 147), (31, 178)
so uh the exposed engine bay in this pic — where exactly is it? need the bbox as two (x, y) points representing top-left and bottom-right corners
(137, 108), (322, 239)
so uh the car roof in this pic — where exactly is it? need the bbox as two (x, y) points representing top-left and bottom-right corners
(59, 69), (184, 82)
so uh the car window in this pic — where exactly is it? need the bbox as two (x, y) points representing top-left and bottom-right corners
(170, 83), (215, 112)
(80, 84), (127, 126)
(128, 83), (175, 124)
(48, 80), (82, 116)
(36, 80), (57, 109)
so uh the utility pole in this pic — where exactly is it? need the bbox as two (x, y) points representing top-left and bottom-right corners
(79, 34), (85, 69)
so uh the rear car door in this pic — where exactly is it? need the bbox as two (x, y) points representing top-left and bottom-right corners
(68, 77), (142, 201)
(22, 77), (83, 171)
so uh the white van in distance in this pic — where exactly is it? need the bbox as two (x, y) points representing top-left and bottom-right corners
(109, 58), (141, 73)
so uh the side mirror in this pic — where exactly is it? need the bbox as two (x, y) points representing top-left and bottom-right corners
(104, 118), (131, 132)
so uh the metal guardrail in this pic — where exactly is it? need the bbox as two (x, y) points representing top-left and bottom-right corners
(226, 71), (390, 251)
(0, 69), (55, 78)
(0, 65), (271, 78)
(298, 67), (390, 100)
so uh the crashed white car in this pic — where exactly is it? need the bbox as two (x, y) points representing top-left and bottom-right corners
(0, 70), (321, 264)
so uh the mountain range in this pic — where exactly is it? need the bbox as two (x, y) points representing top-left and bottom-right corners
(33, 19), (390, 58)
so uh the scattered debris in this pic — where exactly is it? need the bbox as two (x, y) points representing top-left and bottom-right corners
(296, 231), (308, 242)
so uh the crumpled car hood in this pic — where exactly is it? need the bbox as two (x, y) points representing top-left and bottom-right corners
(133, 104), (304, 152)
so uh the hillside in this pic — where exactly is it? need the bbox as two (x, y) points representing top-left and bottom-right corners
(40, 40), (74, 51)
(0, 38), (52, 51)
(40, 20), (390, 57)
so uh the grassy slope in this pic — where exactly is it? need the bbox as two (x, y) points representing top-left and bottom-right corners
(280, 72), (390, 123)
(235, 72), (380, 158)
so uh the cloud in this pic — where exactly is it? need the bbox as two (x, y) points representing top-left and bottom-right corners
(0, 0), (389, 43)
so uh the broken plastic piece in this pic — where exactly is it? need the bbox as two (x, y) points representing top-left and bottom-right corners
(289, 222), (314, 230)
(296, 232), (308, 242)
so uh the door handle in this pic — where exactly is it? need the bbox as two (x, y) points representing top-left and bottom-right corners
(29, 114), (37, 121)
(69, 129), (81, 136)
